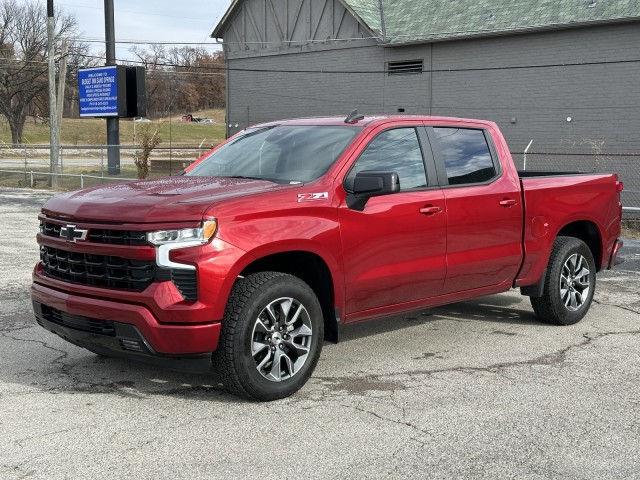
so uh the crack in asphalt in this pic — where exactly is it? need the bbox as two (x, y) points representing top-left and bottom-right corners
(593, 299), (640, 315)
(0, 329), (232, 400)
(14, 426), (84, 449)
(0, 324), (36, 334)
(0, 331), (69, 366)
(340, 403), (433, 443)
(2, 305), (639, 402)
(313, 329), (640, 395)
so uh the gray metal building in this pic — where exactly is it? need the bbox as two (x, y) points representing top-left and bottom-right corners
(212, 0), (640, 209)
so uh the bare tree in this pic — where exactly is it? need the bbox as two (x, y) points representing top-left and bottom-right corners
(128, 44), (226, 118)
(133, 125), (161, 179)
(0, 0), (80, 145)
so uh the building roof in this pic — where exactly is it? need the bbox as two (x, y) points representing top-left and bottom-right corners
(348, 0), (640, 44)
(213, 0), (640, 45)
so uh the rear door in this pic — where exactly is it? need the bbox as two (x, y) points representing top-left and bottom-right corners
(425, 125), (523, 294)
(339, 124), (447, 316)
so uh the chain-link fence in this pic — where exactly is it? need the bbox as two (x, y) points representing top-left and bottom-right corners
(0, 144), (209, 190)
(1, 145), (638, 219)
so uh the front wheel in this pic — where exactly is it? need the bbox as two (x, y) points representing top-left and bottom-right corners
(530, 236), (596, 325)
(212, 272), (324, 401)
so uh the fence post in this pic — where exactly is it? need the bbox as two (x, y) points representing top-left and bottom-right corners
(24, 145), (27, 185)
(30, 171), (34, 188)
(80, 174), (84, 189)
(100, 146), (104, 179)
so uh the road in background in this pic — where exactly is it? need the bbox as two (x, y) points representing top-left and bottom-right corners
(1, 187), (639, 479)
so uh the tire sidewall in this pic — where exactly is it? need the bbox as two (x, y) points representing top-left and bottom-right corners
(232, 275), (324, 400)
(547, 238), (596, 325)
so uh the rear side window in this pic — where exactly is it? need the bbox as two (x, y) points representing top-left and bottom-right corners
(347, 128), (427, 191)
(433, 128), (496, 185)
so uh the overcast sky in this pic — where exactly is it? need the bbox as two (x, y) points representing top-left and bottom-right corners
(50, 0), (233, 59)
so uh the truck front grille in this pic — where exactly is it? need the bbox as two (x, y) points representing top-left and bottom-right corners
(40, 245), (155, 291)
(41, 221), (147, 246)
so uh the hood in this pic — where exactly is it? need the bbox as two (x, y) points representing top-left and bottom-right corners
(42, 176), (294, 224)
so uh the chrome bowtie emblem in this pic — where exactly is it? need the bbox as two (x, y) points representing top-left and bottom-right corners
(60, 224), (88, 243)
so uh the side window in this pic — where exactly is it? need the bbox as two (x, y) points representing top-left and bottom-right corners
(348, 128), (427, 190)
(433, 128), (497, 185)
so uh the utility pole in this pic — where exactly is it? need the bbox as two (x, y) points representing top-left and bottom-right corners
(54, 38), (68, 155)
(47, 0), (59, 187)
(105, 0), (120, 174)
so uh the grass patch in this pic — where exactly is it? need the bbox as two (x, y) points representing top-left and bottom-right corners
(622, 219), (640, 240)
(0, 109), (227, 147)
(0, 164), (178, 191)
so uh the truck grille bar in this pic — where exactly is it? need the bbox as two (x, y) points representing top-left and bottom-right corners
(39, 246), (199, 300)
(40, 245), (155, 291)
(41, 221), (148, 246)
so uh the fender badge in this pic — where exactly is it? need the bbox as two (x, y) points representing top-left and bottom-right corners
(297, 192), (329, 203)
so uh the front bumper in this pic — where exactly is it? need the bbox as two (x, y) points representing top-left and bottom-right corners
(32, 283), (221, 372)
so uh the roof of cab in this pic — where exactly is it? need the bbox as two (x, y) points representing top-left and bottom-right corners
(249, 115), (497, 129)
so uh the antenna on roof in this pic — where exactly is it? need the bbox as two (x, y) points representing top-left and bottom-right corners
(345, 109), (365, 124)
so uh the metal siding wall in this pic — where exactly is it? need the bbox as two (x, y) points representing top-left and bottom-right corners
(382, 45), (432, 115)
(225, 22), (639, 178)
(227, 22), (640, 207)
(429, 23), (640, 156)
(227, 45), (387, 134)
(226, 46), (433, 133)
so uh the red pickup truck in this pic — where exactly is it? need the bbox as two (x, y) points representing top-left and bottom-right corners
(32, 114), (623, 401)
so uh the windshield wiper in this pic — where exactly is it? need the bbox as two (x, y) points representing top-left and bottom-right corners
(227, 175), (264, 180)
(226, 175), (291, 184)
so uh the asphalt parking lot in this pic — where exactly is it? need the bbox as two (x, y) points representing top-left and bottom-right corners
(1, 187), (639, 479)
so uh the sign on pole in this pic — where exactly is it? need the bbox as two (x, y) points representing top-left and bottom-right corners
(78, 65), (146, 118)
(78, 65), (124, 117)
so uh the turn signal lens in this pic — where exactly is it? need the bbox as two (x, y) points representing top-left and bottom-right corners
(202, 220), (218, 241)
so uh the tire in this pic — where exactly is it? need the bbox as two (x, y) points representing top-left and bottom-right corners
(530, 236), (596, 325)
(212, 272), (324, 401)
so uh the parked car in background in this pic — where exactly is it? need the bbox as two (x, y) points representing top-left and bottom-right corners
(181, 114), (215, 124)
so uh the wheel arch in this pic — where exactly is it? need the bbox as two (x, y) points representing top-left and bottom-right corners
(557, 220), (602, 272)
(239, 251), (339, 342)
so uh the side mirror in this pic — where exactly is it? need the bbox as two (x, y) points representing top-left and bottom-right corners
(352, 171), (400, 196)
(347, 171), (400, 211)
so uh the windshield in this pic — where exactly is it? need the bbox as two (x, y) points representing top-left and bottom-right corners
(186, 125), (362, 183)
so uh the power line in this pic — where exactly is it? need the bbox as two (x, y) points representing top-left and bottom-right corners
(71, 53), (640, 74)
(5, 52), (640, 76)
(74, 37), (222, 47)
(58, 2), (210, 22)
(226, 86), (640, 112)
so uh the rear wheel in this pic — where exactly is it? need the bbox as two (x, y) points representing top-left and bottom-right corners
(530, 236), (596, 325)
(212, 272), (323, 401)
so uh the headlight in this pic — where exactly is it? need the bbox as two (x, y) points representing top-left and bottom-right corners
(146, 220), (218, 246)
(147, 220), (217, 271)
